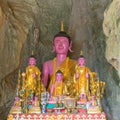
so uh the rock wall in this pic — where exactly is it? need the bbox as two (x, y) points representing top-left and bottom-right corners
(103, 0), (120, 119)
(103, 0), (120, 77)
(0, 0), (34, 119)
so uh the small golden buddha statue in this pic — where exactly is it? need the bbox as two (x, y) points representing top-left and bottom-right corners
(50, 70), (68, 97)
(22, 52), (44, 99)
(26, 56), (40, 91)
(20, 52), (45, 113)
(74, 51), (92, 98)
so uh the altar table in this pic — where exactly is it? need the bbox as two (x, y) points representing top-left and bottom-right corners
(8, 113), (106, 120)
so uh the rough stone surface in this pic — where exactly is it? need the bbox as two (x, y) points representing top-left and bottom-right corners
(103, 0), (120, 119)
(103, 0), (120, 76)
(0, 0), (120, 120)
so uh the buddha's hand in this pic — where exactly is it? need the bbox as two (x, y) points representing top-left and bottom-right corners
(32, 73), (36, 78)
(32, 100), (35, 105)
(50, 84), (55, 95)
(86, 73), (89, 78)
(76, 73), (79, 78)
(49, 96), (53, 101)
(22, 72), (26, 78)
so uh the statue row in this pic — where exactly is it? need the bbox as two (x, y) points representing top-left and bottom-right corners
(10, 22), (106, 114)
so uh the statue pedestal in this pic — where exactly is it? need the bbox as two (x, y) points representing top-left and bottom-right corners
(8, 113), (106, 120)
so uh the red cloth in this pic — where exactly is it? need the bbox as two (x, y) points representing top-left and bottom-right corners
(78, 108), (87, 113)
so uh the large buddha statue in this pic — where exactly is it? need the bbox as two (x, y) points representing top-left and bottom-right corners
(42, 22), (76, 96)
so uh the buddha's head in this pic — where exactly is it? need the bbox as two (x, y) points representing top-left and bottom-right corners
(56, 70), (63, 82)
(52, 22), (73, 54)
(78, 56), (85, 67)
(78, 51), (86, 67)
(28, 55), (36, 66)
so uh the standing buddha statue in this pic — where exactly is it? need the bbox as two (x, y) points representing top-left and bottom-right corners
(74, 51), (92, 100)
(24, 52), (44, 98)
(21, 52), (44, 113)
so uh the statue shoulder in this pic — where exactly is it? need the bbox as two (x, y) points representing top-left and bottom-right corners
(43, 60), (53, 67)
(26, 65), (30, 69)
(42, 60), (54, 74)
(69, 59), (77, 66)
(34, 66), (41, 73)
(84, 66), (91, 72)
(26, 66), (31, 72)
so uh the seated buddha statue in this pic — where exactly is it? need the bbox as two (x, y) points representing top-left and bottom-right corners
(50, 70), (68, 98)
(74, 51), (92, 99)
(42, 22), (76, 95)
(22, 53), (44, 99)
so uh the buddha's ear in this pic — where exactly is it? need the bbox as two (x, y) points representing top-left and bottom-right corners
(69, 41), (74, 52)
(51, 41), (55, 52)
(51, 46), (55, 52)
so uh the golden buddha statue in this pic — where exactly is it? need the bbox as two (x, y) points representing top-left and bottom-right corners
(9, 71), (22, 114)
(95, 77), (106, 99)
(20, 53), (45, 113)
(50, 70), (68, 97)
(74, 51), (92, 98)
(26, 65), (40, 92)
(22, 52), (44, 99)
(87, 74), (106, 113)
